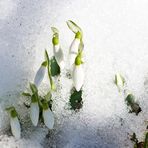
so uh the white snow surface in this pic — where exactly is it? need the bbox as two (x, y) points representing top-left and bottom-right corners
(0, 0), (148, 147)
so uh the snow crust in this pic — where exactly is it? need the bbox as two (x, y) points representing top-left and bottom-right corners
(0, 0), (148, 147)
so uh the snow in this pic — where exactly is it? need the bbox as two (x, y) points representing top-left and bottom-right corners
(0, 0), (148, 147)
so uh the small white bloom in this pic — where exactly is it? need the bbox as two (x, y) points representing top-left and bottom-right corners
(30, 102), (39, 126)
(69, 38), (80, 66)
(53, 44), (65, 70)
(72, 64), (84, 91)
(10, 115), (21, 139)
(43, 108), (54, 129)
(34, 62), (47, 87)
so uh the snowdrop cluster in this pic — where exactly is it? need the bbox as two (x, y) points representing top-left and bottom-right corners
(6, 20), (85, 139)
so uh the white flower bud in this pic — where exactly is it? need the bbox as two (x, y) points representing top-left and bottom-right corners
(53, 44), (65, 70)
(43, 107), (54, 129)
(10, 117), (21, 139)
(72, 64), (84, 91)
(34, 62), (47, 87)
(69, 38), (80, 66)
(9, 109), (21, 139)
(30, 102), (39, 126)
(42, 100), (54, 129)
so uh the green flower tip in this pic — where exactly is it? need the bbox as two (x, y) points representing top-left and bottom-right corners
(75, 54), (83, 66)
(42, 61), (47, 67)
(10, 109), (18, 118)
(52, 36), (59, 45)
(75, 31), (82, 39)
(31, 94), (38, 103)
(42, 100), (49, 110)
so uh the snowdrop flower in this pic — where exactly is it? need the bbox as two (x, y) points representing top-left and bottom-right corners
(52, 27), (65, 70)
(42, 100), (54, 129)
(34, 61), (47, 87)
(115, 73), (125, 91)
(69, 31), (82, 67)
(30, 94), (39, 126)
(6, 107), (21, 139)
(72, 52), (84, 91)
(67, 20), (83, 67)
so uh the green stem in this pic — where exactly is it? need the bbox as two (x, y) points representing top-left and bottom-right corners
(45, 50), (56, 91)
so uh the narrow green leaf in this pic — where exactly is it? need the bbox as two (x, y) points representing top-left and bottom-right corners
(44, 50), (56, 91)
(22, 92), (31, 97)
(5, 106), (15, 112)
(30, 83), (38, 94)
(50, 56), (60, 76)
(44, 91), (52, 102)
(144, 132), (148, 148)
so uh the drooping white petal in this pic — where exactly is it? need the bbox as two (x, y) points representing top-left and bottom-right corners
(53, 45), (65, 70)
(43, 109), (54, 129)
(72, 64), (84, 91)
(34, 66), (46, 87)
(69, 38), (80, 66)
(30, 102), (39, 126)
(10, 117), (21, 139)
(69, 53), (78, 68)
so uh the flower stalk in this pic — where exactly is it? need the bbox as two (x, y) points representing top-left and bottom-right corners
(45, 50), (56, 91)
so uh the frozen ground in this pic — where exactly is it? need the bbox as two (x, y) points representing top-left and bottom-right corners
(0, 0), (148, 147)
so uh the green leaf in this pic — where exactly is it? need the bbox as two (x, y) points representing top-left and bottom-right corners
(31, 94), (38, 103)
(30, 83), (38, 94)
(67, 20), (83, 36)
(44, 91), (52, 102)
(144, 133), (148, 148)
(6, 106), (18, 118)
(45, 50), (50, 65)
(22, 92), (31, 97)
(44, 50), (56, 91)
(69, 89), (83, 110)
(125, 94), (135, 105)
(5, 106), (15, 112)
(50, 56), (60, 76)
(125, 94), (142, 115)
